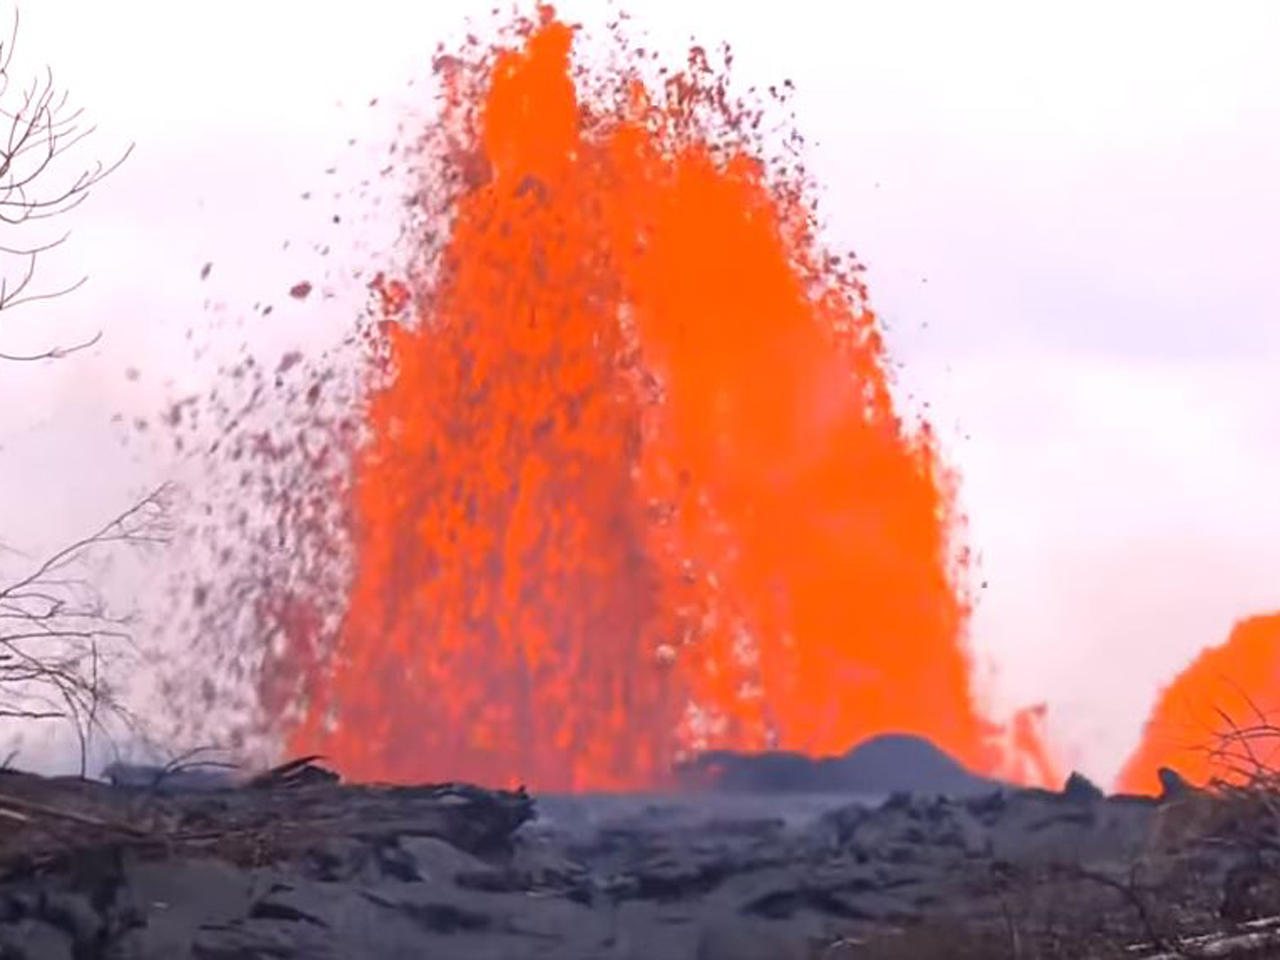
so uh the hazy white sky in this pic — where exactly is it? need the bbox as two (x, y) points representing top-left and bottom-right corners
(1, 0), (1278, 784)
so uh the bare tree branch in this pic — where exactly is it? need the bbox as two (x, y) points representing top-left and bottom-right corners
(0, 7), (132, 359)
(0, 486), (172, 775)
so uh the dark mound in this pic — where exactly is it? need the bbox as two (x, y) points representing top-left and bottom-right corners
(679, 732), (1005, 796)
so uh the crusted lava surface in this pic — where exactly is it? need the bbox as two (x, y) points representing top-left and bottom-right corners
(0, 746), (1268, 959)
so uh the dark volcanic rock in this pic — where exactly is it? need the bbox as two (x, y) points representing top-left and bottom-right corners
(0, 754), (1235, 959)
(1061, 770), (1106, 804)
(102, 762), (238, 793)
(834, 735), (1004, 796)
(680, 733), (1005, 796)
(1158, 765), (1197, 801)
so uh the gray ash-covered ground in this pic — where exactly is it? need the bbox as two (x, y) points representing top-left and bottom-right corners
(0, 739), (1271, 959)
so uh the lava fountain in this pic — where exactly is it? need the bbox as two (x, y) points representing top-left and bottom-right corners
(1116, 612), (1280, 794)
(273, 9), (1015, 791)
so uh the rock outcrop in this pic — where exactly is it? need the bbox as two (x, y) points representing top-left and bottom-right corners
(678, 733), (1005, 796)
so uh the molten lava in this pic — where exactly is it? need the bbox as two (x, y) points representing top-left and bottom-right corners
(281, 10), (1012, 790)
(1116, 613), (1280, 794)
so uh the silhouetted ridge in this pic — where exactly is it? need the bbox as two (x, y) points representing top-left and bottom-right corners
(680, 732), (1004, 795)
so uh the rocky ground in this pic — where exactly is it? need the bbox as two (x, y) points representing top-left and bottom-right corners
(0, 749), (1276, 959)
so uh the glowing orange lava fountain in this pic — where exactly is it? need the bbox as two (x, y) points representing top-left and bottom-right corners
(283, 10), (1020, 791)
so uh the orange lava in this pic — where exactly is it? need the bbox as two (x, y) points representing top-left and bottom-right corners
(1116, 613), (1280, 794)
(283, 9), (1024, 790)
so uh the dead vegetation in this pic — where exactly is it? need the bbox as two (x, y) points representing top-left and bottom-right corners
(814, 710), (1280, 960)
(805, 867), (1280, 960)
(0, 486), (172, 774)
(0, 7), (131, 359)
(0, 6), (157, 777)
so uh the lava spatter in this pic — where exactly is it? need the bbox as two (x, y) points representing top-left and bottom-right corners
(182, 7), (1045, 792)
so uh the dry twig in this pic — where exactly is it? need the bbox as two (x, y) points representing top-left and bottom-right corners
(0, 486), (172, 774)
(1064, 863), (1181, 956)
(0, 8), (131, 359)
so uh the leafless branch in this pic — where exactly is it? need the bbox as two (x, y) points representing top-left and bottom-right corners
(0, 322), (95, 360)
(1066, 863), (1180, 955)
(0, 485), (173, 775)
(0, 8), (131, 358)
